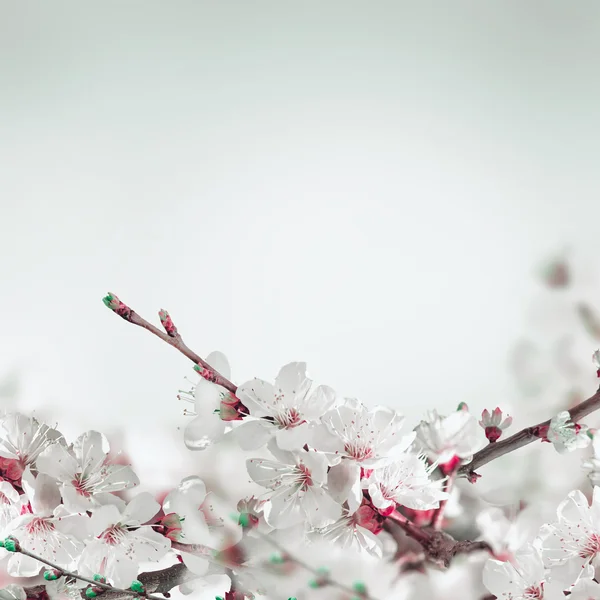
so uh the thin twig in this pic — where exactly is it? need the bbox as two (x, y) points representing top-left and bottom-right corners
(387, 511), (491, 567)
(431, 469), (457, 529)
(252, 529), (380, 600)
(11, 539), (172, 599)
(103, 294), (237, 393)
(458, 387), (600, 479)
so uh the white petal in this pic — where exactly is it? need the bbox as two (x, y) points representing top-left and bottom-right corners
(206, 351), (231, 379)
(74, 431), (110, 475)
(184, 412), (226, 451)
(36, 443), (78, 482)
(234, 419), (275, 450)
(122, 492), (160, 525)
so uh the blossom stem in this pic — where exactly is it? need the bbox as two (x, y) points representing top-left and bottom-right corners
(458, 387), (600, 479)
(251, 529), (380, 600)
(23, 562), (195, 600)
(12, 542), (170, 599)
(102, 293), (237, 393)
(431, 469), (457, 530)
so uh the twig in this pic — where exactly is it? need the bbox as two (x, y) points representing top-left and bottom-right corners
(458, 387), (600, 479)
(431, 468), (457, 529)
(103, 294), (237, 394)
(9, 537), (181, 599)
(387, 511), (491, 567)
(252, 529), (380, 600)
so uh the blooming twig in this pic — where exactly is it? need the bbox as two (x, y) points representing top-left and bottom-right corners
(458, 387), (600, 480)
(102, 293), (237, 393)
(4, 536), (176, 599)
(387, 511), (491, 567)
(252, 529), (380, 600)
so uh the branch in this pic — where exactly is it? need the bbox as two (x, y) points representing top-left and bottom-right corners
(102, 294), (237, 394)
(458, 387), (600, 479)
(386, 511), (491, 568)
(9, 533), (195, 599)
(24, 563), (195, 600)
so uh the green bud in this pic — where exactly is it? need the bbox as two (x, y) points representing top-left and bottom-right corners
(85, 589), (98, 599)
(129, 580), (145, 593)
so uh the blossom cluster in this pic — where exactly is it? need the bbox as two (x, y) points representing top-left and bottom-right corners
(1, 342), (599, 599)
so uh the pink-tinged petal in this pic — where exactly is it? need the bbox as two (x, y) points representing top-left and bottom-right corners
(367, 482), (393, 513)
(491, 408), (503, 427)
(234, 419), (275, 450)
(500, 415), (513, 430)
(122, 492), (160, 525)
(480, 409), (491, 427)
(89, 504), (122, 535)
(299, 452), (329, 485)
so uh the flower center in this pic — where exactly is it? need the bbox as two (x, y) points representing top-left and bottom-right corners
(275, 408), (302, 429)
(297, 464), (313, 491)
(524, 584), (544, 599)
(344, 441), (374, 462)
(99, 524), (127, 545)
(579, 532), (600, 558)
(25, 517), (55, 535)
(71, 473), (92, 497)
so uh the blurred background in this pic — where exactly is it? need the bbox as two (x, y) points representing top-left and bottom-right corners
(1, 1), (600, 494)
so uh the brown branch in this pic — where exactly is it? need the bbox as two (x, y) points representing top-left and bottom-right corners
(458, 387), (600, 480)
(387, 511), (491, 568)
(103, 294), (237, 394)
(23, 563), (196, 600)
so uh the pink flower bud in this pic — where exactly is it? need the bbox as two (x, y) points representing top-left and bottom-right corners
(479, 407), (512, 443)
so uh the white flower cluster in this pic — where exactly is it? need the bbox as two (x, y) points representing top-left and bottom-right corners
(1, 350), (598, 600)
(483, 486), (600, 600)
(0, 412), (233, 598)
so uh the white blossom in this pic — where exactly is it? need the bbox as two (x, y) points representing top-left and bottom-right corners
(415, 408), (481, 466)
(36, 430), (139, 512)
(246, 447), (341, 529)
(184, 351), (235, 451)
(78, 492), (171, 587)
(367, 452), (448, 514)
(235, 362), (337, 451)
(482, 544), (559, 600)
(6, 470), (87, 578)
(0, 413), (63, 467)
(316, 398), (414, 466)
(582, 430), (600, 485)
(546, 411), (590, 454)
(538, 487), (600, 586)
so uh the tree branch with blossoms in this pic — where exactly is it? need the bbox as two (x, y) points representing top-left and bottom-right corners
(102, 294), (237, 393)
(458, 387), (600, 480)
(5, 285), (600, 600)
